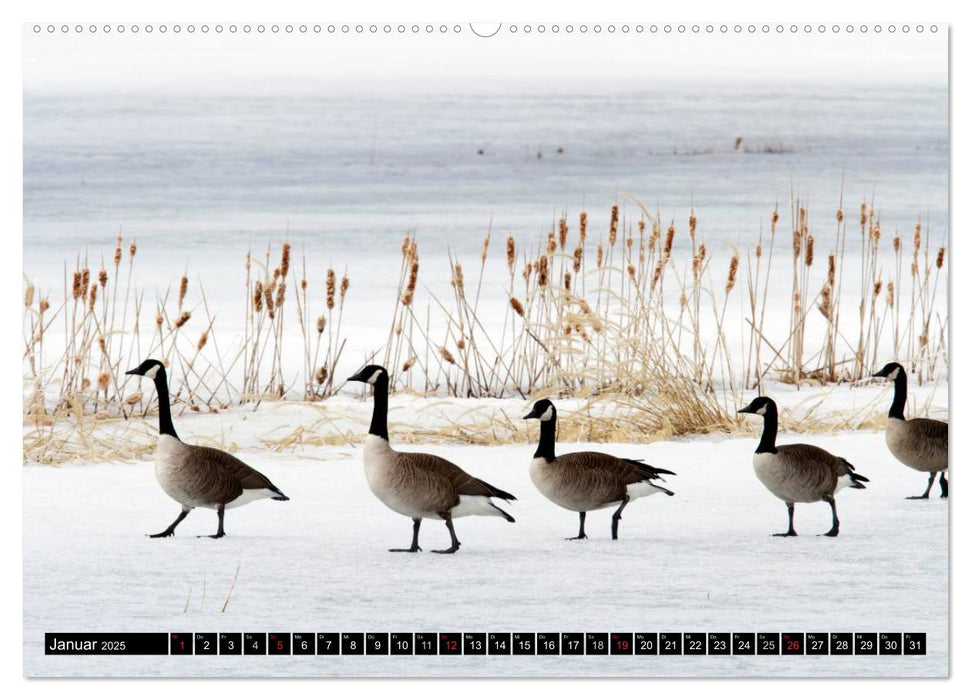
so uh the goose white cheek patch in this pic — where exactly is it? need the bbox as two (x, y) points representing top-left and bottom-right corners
(539, 406), (554, 421)
(367, 369), (383, 384)
(756, 405), (767, 416)
(144, 365), (160, 380)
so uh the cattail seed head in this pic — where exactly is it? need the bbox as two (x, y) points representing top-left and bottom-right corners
(510, 297), (525, 317)
(546, 231), (557, 255)
(81, 268), (90, 298)
(72, 271), (82, 300)
(98, 336), (107, 355)
(836, 207), (844, 223)
(564, 271), (572, 290)
(98, 372), (110, 390)
(326, 269), (336, 310)
(828, 253), (836, 286)
(818, 284), (833, 320)
(805, 235), (814, 266)
(316, 315), (326, 334)
(401, 235), (411, 256)
(197, 331), (208, 350)
(558, 218), (568, 250)
(755, 242), (763, 259)
(178, 276), (188, 309)
(456, 338), (466, 350)
(860, 202), (867, 228)
(873, 280), (883, 297)
(638, 218), (646, 234)
(523, 261), (533, 284)
(481, 233), (490, 264)
(506, 236), (516, 272)
(88, 285), (97, 312)
(689, 212), (697, 239)
(627, 264), (636, 279)
(663, 224), (675, 257)
(301, 277), (307, 291)
(129, 241), (137, 258)
(537, 256), (549, 288)
(726, 255), (739, 293)
(609, 205), (619, 246)
(275, 282), (286, 308)
(24, 283), (34, 308)
(99, 269), (108, 288)
(579, 211), (588, 243)
(114, 244), (122, 267)
(39, 298), (50, 313)
(893, 235), (901, 253)
(936, 247), (945, 269)
(914, 221), (922, 250)
(680, 292), (688, 308)
(771, 208), (780, 234)
(315, 366), (328, 385)
(175, 311), (191, 328)
(155, 312), (163, 328)
(596, 244), (604, 268)
(440, 347), (456, 364)
(651, 262), (663, 290)
(573, 245), (583, 272)
(253, 281), (264, 312)
(452, 263), (465, 295)
(280, 242), (291, 278)
(887, 281), (895, 308)
(125, 391), (143, 406)
(402, 357), (417, 372)
(340, 276), (349, 305)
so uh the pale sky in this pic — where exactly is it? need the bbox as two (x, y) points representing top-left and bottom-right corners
(22, 23), (948, 94)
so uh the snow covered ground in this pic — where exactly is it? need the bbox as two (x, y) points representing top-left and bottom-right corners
(23, 424), (947, 677)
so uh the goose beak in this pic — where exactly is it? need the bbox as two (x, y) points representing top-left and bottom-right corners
(347, 370), (366, 383)
(737, 405), (755, 414)
(523, 407), (540, 420)
(124, 368), (140, 376)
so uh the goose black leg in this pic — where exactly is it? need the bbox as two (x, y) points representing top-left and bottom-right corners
(200, 505), (226, 539)
(611, 496), (630, 540)
(567, 512), (588, 540)
(390, 518), (423, 553)
(939, 472), (948, 498)
(773, 503), (797, 537)
(433, 513), (461, 554)
(908, 472), (935, 499)
(149, 506), (191, 538)
(821, 496), (840, 537)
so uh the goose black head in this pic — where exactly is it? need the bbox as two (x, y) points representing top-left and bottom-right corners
(872, 362), (904, 381)
(738, 396), (777, 417)
(524, 399), (556, 422)
(347, 364), (389, 385)
(125, 358), (166, 380)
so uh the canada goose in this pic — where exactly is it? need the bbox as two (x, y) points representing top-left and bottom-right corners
(738, 396), (868, 537)
(348, 364), (516, 554)
(872, 362), (949, 499)
(523, 399), (675, 540)
(126, 359), (289, 538)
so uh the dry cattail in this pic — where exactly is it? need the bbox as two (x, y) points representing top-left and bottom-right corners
(71, 271), (82, 300)
(124, 392), (143, 406)
(692, 253), (702, 282)
(155, 312), (163, 328)
(818, 284), (832, 320)
(579, 211), (588, 243)
(88, 285), (98, 312)
(265, 284), (275, 312)
(793, 290), (802, 315)
(573, 245), (583, 273)
(680, 292), (688, 308)
(663, 224), (675, 258)
(401, 261), (419, 306)
(651, 262), (663, 290)
(178, 275), (188, 309)
(280, 242), (291, 278)
(175, 311), (191, 328)
(887, 281), (895, 308)
(402, 357), (417, 372)
(245, 251), (251, 272)
(771, 208), (780, 234)
(836, 207), (844, 223)
(689, 212), (697, 239)
(129, 241), (137, 259)
(827, 253), (836, 286)
(648, 221), (659, 250)
(253, 281), (264, 312)
(326, 269), (336, 310)
(510, 297), (525, 317)
(546, 231), (557, 255)
(805, 235), (814, 266)
(564, 272), (572, 291)
(609, 205), (619, 246)
(506, 236), (516, 272)
(914, 221), (922, 250)
(522, 261), (533, 284)
(452, 263), (465, 295)
(596, 244), (604, 268)
(440, 347), (456, 364)
(340, 276), (350, 305)
(481, 233), (490, 263)
(401, 235), (411, 256)
(39, 298), (50, 313)
(756, 241), (763, 259)
(871, 220), (881, 243)
(99, 269), (108, 288)
(315, 366), (328, 385)
(638, 218), (646, 234)
(936, 247), (946, 269)
(113, 243), (122, 267)
(626, 235), (633, 251)
(627, 264), (636, 280)
(893, 235), (901, 253)
(911, 260), (918, 277)
(860, 202), (867, 228)
(872, 280), (883, 298)
(275, 282), (286, 308)
(24, 283), (34, 308)
(395, 322), (403, 335)
(98, 372), (110, 391)
(563, 323), (572, 335)
(456, 338), (466, 350)
(726, 255), (739, 293)
(98, 337), (107, 355)
(197, 331), (209, 350)
(558, 218), (568, 250)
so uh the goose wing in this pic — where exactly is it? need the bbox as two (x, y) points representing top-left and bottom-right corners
(399, 452), (517, 501)
(908, 417), (948, 443)
(188, 444), (289, 500)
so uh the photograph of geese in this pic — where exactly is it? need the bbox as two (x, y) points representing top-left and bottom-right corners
(348, 365), (516, 553)
(872, 362), (949, 499)
(738, 397), (869, 537)
(125, 359), (289, 538)
(524, 399), (674, 540)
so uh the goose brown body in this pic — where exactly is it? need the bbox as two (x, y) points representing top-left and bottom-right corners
(753, 445), (858, 504)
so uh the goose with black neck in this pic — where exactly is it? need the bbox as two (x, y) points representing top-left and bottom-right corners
(348, 364), (516, 554)
(738, 396), (868, 537)
(126, 358), (289, 538)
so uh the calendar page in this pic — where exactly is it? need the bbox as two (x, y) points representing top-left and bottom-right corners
(21, 20), (948, 678)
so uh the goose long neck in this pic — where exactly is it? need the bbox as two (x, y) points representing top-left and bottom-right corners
(534, 417), (557, 462)
(368, 376), (390, 440)
(755, 408), (778, 454)
(153, 370), (178, 439)
(889, 370), (907, 420)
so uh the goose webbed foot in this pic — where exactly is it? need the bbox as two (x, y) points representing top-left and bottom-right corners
(906, 494), (930, 500)
(773, 531), (797, 537)
(820, 527), (839, 537)
(390, 518), (422, 552)
(432, 545), (460, 554)
(148, 508), (191, 538)
(201, 532), (226, 539)
(389, 546), (422, 553)
(566, 534), (588, 541)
